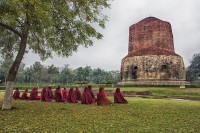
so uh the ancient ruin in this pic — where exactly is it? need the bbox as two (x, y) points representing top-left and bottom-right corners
(120, 17), (186, 84)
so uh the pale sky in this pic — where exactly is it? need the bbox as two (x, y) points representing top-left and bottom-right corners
(22, 0), (200, 70)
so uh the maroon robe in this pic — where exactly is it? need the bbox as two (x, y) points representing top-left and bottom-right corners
(114, 88), (128, 104)
(29, 88), (35, 100)
(97, 87), (112, 106)
(62, 88), (68, 101)
(45, 86), (54, 101)
(41, 87), (47, 101)
(30, 88), (40, 100)
(81, 87), (96, 104)
(21, 89), (29, 100)
(35, 88), (41, 100)
(13, 88), (20, 100)
(74, 87), (82, 101)
(88, 85), (95, 99)
(67, 88), (78, 103)
(54, 87), (63, 102)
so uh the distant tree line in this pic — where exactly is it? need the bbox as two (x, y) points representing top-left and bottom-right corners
(0, 52), (199, 85)
(186, 53), (200, 82)
(0, 58), (120, 85)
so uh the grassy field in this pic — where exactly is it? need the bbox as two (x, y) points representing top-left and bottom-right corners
(92, 87), (200, 98)
(120, 87), (200, 97)
(0, 91), (200, 133)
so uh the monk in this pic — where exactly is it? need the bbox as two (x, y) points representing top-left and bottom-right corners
(97, 87), (112, 106)
(13, 88), (20, 100)
(35, 88), (41, 100)
(30, 87), (40, 100)
(21, 89), (29, 100)
(62, 87), (68, 102)
(29, 88), (35, 100)
(74, 87), (82, 101)
(41, 87), (47, 101)
(54, 87), (63, 102)
(81, 87), (96, 104)
(45, 86), (54, 101)
(88, 85), (96, 99)
(67, 88), (78, 103)
(114, 88), (128, 104)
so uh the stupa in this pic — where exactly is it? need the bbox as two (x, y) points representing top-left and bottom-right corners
(120, 17), (186, 84)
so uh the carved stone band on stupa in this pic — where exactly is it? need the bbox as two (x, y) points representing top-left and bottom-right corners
(120, 17), (186, 84)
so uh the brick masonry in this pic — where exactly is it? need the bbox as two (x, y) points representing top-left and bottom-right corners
(121, 17), (186, 83)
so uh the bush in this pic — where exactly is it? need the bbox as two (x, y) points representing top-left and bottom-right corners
(186, 84), (200, 88)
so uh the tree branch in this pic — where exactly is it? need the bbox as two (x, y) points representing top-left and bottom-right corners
(0, 22), (22, 37)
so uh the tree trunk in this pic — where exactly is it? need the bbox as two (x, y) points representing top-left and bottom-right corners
(2, 36), (27, 110)
(2, 81), (14, 109)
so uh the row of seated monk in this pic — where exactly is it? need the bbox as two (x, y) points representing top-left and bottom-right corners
(13, 85), (128, 105)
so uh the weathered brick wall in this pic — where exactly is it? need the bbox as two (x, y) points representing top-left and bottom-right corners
(128, 17), (175, 57)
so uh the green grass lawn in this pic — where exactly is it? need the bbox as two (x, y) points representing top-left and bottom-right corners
(101, 87), (200, 98)
(0, 92), (200, 133)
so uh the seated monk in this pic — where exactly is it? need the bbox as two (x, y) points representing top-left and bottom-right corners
(81, 87), (96, 104)
(35, 88), (41, 100)
(74, 87), (82, 101)
(114, 88), (128, 104)
(41, 87), (47, 101)
(45, 86), (54, 101)
(67, 88), (78, 103)
(97, 87), (112, 106)
(29, 87), (40, 100)
(54, 87), (63, 102)
(88, 85), (96, 100)
(13, 88), (20, 100)
(21, 89), (29, 100)
(29, 88), (35, 100)
(62, 87), (68, 102)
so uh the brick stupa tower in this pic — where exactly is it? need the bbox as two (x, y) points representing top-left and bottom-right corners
(120, 17), (186, 84)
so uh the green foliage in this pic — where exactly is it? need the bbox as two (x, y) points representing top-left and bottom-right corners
(0, 93), (200, 132)
(0, 0), (110, 60)
(186, 84), (200, 88)
(0, 60), (120, 84)
(186, 53), (200, 81)
(0, 57), (13, 78)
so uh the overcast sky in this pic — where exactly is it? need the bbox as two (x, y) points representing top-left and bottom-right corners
(22, 0), (200, 71)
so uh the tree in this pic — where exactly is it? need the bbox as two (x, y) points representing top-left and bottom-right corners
(15, 63), (26, 84)
(0, 0), (110, 109)
(0, 57), (14, 84)
(186, 53), (200, 81)
(47, 64), (59, 83)
(93, 68), (105, 83)
(23, 67), (32, 84)
(75, 66), (92, 83)
(32, 61), (44, 83)
(59, 64), (74, 84)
